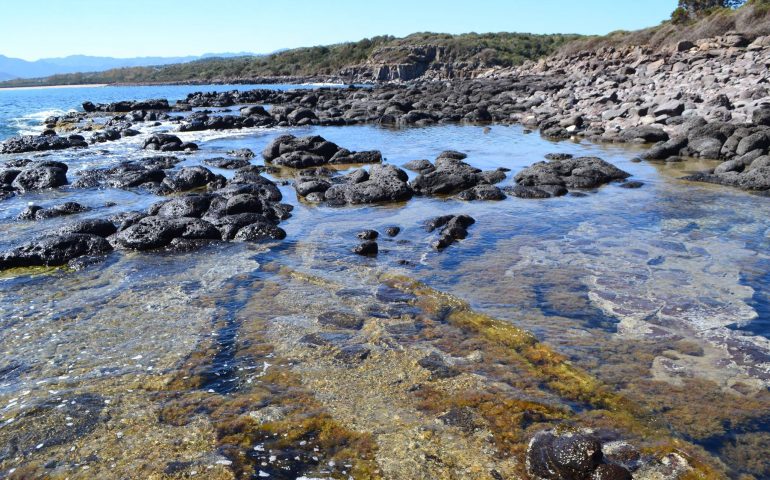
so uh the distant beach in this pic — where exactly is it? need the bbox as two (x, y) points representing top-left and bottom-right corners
(0, 84), (107, 91)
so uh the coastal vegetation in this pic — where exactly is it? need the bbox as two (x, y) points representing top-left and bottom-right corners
(0, 32), (581, 87)
(558, 0), (769, 55)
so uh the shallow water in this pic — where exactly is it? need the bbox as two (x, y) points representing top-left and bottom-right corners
(1, 86), (770, 478)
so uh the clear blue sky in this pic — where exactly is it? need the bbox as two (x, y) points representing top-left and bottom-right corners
(0, 0), (677, 60)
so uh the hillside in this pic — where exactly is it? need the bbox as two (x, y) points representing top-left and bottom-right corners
(0, 32), (581, 87)
(557, 0), (770, 55)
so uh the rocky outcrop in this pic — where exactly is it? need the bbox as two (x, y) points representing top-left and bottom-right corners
(0, 233), (113, 269)
(1, 160), (69, 193)
(0, 133), (87, 154)
(410, 151), (507, 196)
(143, 133), (198, 152)
(525, 429), (696, 480)
(262, 134), (382, 168)
(82, 99), (170, 113)
(323, 164), (413, 205)
(504, 156), (631, 199)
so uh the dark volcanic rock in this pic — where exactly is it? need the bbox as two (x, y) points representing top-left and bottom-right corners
(318, 311), (365, 330)
(410, 154), (505, 196)
(329, 149), (382, 165)
(162, 166), (223, 192)
(504, 184), (568, 199)
(143, 133), (197, 152)
(114, 216), (221, 250)
(202, 157), (251, 169)
(456, 184), (505, 200)
(357, 229), (379, 240)
(58, 219), (117, 237)
(262, 134), (382, 169)
(228, 148), (255, 159)
(263, 134), (340, 164)
(621, 126), (669, 143)
(153, 195), (212, 218)
(18, 202), (89, 220)
(0, 134), (87, 154)
(11, 162), (68, 191)
(232, 220), (287, 242)
(403, 159), (435, 173)
(526, 429), (603, 480)
(209, 213), (274, 240)
(323, 164), (413, 205)
(418, 352), (459, 379)
(410, 157), (481, 195)
(353, 241), (378, 256)
(514, 157), (630, 190)
(0, 234), (113, 269)
(427, 214), (475, 250)
(385, 226), (401, 237)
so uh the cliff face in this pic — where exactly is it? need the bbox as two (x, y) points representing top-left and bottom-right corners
(340, 44), (496, 82)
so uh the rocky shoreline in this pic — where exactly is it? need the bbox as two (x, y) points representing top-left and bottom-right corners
(3, 30), (770, 269)
(3, 30), (769, 195)
(1, 29), (770, 479)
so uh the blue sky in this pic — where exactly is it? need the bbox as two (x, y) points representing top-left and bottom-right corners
(1, 0), (677, 60)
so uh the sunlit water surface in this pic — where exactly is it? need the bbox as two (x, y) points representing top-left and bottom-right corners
(1, 85), (769, 479)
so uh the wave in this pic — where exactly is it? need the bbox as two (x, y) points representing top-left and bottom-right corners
(7, 108), (77, 137)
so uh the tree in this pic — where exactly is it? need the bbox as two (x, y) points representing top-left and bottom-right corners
(672, 0), (748, 23)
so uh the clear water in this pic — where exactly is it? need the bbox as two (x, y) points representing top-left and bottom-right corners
(1, 85), (769, 479)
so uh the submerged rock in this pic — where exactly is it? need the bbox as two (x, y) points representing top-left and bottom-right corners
(526, 429), (603, 480)
(426, 214), (476, 250)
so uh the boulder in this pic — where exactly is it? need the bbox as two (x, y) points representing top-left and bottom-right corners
(353, 241), (378, 256)
(526, 429), (603, 480)
(753, 108), (770, 127)
(233, 220), (287, 242)
(410, 157), (492, 195)
(11, 163), (68, 191)
(456, 184), (506, 200)
(620, 126), (669, 143)
(323, 164), (413, 205)
(114, 216), (221, 250)
(143, 134), (197, 152)
(58, 219), (117, 237)
(162, 166), (222, 192)
(153, 195), (211, 218)
(514, 157), (630, 190)
(0, 234), (112, 269)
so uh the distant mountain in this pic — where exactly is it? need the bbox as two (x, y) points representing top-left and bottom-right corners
(0, 53), (258, 79)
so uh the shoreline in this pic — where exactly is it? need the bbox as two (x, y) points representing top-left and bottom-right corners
(0, 83), (108, 91)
